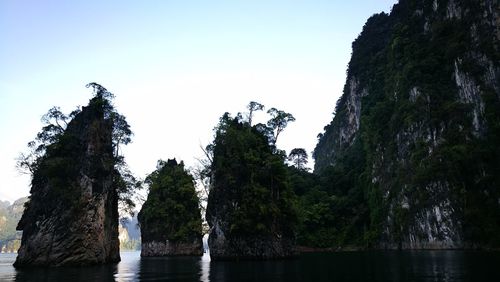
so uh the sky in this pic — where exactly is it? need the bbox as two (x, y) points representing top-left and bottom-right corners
(0, 0), (397, 203)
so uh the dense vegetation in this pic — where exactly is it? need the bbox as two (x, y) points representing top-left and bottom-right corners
(17, 84), (137, 219)
(312, 0), (500, 248)
(138, 159), (202, 243)
(206, 108), (298, 239)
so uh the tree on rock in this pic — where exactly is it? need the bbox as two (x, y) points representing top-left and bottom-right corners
(14, 83), (135, 267)
(206, 112), (297, 260)
(288, 148), (309, 170)
(138, 159), (203, 256)
(247, 101), (264, 126)
(266, 107), (295, 144)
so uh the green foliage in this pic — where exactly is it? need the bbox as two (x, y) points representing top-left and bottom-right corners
(247, 101), (265, 126)
(288, 148), (309, 170)
(138, 159), (202, 242)
(17, 83), (137, 230)
(291, 139), (371, 248)
(267, 108), (296, 144)
(206, 113), (298, 237)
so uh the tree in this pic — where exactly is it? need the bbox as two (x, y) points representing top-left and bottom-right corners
(192, 144), (214, 203)
(86, 82), (115, 100)
(288, 148), (309, 170)
(267, 108), (296, 144)
(16, 83), (138, 214)
(115, 163), (142, 216)
(16, 107), (71, 174)
(41, 107), (68, 131)
(247, 101), (264, 126)
(111, 113), (132, 157)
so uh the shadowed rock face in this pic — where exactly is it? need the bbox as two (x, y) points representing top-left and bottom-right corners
(15, 96), (120, 267)
(207, 221), (296, 260)
(207, 180), (296, 260)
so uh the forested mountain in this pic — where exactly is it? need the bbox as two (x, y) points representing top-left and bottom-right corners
(313, 0), (499, 249)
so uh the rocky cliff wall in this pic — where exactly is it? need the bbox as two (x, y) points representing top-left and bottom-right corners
(15, 95), (120, 267)
(314, 0), (499, 249)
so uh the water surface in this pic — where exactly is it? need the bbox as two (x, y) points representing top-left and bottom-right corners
(1, 250), (499, 281)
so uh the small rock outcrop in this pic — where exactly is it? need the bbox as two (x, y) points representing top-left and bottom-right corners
(138, 159), (203, 256)
(15, 87), (127, 267)
(206, 114), (297, 260)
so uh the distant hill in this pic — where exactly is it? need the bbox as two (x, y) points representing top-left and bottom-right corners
(0, 197), (28, 253)
(0, 200), (10, 210)
(119, 215), (141, 251)
(120, 215), (140, 241)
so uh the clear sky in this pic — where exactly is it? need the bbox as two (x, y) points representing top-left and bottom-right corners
(0, 0), (397, 203)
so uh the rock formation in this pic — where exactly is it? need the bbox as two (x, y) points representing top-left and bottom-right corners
(314, 0), (499, 249)
(206, 114), (297, 260)
(15, 90), (124, 266)
(138, 159), (203, 256)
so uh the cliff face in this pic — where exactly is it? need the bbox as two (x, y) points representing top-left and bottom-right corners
(314, 0), (499, 249)
(138, 159), (203, 256)
(15, 95), (120, 266)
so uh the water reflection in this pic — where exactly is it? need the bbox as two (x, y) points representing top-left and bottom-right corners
(199, 252), (211, 282)
(14, 263), (116, 282)
(406, 251), (464, 282)
(115, 252), (140, 281)
(1, 250), (500, 281)
(209, 256), (300, 282)
(137, 253), (202, 281)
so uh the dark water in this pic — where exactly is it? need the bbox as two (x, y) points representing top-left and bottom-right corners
(1, 250), (500, 281)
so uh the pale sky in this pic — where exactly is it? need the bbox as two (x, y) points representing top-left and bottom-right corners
(0, 0), (397, 202)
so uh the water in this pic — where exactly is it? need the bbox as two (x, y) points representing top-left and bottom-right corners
(1, 250), (500, 281)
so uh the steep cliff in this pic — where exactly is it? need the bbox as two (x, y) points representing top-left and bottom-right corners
(206, 114), (297, 260)
(15, 87), (129, 266)
(138, 159), (203, 256)
(314, 0), (499, 249)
